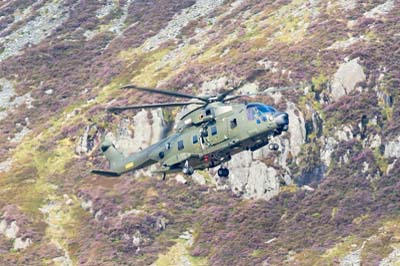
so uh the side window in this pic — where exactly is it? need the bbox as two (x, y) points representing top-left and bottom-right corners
(211, 126), (217, 136)
(230, 118), (237, 129)
(205, 108), (214, 116)
(178, 140), (184, 150)
(165, 142), (171, 150)
(192, 135), (198, 144)
(247, 108), (255, 120)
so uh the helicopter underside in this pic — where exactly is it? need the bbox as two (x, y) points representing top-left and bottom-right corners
(157, 129), (277, 177)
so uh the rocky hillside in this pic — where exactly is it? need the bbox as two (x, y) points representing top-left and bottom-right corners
(0, 0), (399, 265)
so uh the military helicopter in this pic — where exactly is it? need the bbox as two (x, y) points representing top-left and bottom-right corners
(92, 83), (295, 178)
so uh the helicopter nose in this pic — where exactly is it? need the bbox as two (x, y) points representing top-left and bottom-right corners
(274, 112), (289, 131)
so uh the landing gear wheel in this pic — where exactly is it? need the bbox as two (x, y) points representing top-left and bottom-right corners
(188, 166), (194, 175)
(218, 168), (229, 177)
(217, 168), (224, 177)
(183, 166), (194, 176)
(269, 143), (279, 151)
(222, 168), (229, 177)
(183, 160), (194, 176)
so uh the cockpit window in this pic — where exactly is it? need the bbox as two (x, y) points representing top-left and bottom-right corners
(246, 103), (276, 120)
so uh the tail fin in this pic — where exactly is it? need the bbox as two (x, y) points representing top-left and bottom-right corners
(101, 140), (125, 171)
(93, 139), (152, 177)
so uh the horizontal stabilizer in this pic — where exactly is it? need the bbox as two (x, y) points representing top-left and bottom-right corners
(91, 170), (121, 177)
(152, 168), (181, 174)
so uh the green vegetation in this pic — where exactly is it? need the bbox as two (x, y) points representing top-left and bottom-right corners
(0, 0), (400, 265)
(153, 238), (207, 266)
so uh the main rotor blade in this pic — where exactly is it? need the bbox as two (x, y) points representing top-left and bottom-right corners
(121, 84), (209, 102)
(215, 81), (243, 101)
(223, 95), (244, 102)
(258, 84), (305, 94)
(179, 104), (206, 120)
(107, 102), (202, 113)
(224, 83), (308, 100)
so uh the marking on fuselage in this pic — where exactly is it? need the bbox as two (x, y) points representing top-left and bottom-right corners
(125, 162), (134, 170)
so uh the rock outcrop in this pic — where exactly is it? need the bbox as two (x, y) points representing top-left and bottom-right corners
(364, 0), (395, 19)
(0, 1), (69, 62)
(0, 78), (33, 121)
(144, 0), (225, 50)
(76, 109), (167, 159)
(384, 136), (400, 158)
(330, 58), (366, 100)
(84, 0), (133, 39)
(106, 109), (167, 157)
(75, 124), (102, 155)
(339, 0), (357, 11)
(218, 150), (280, 200)
(0, 211), (32, 251)
(340, 249), (361, 266)
(0, 159), (12, 173)
(286, 102), (306, 157)
(380, 247), (400, 266)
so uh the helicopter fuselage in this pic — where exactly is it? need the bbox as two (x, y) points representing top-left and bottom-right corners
(92, 102), (289, 177)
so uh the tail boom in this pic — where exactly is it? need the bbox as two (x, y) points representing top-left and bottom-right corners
(92, 139), (158, 177)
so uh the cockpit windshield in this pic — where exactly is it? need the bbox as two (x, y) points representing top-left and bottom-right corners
(246, 103), (276, 120)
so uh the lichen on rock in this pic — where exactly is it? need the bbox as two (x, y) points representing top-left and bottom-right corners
(0, 78), (34, 121)
(0, 1), (69, 62)
(221, 150), (280, 200)
(330, 58), (366, 100)
(144, 0), (225, 50)
(364, 0), (395, 19)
